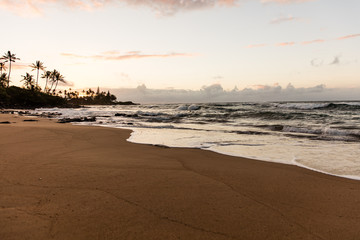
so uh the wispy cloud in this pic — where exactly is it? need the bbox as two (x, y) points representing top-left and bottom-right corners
(0, 0), (317, 16)
(0, 0), (238, 16)
(277, 42), (296, 46)
(270, 15), (297, 24)
(12, 62), (30, 70)
(123, 0), (238, 16)
(247, 32), (359, 49)
(302, 39), (325, 45)
(61, 50), (194, 61)
(337, 34), (360, 40)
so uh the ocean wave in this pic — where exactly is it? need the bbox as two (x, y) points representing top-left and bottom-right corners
(274, 102), (360, 110)
(176, 104), (201, 111)
(232, 111), (310, 120)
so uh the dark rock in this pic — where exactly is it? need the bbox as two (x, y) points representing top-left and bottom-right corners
(58, 117), (96, 123)
(153, 144), (170, 148)
(115, 113), (139, 118)
(270, 125), (284, 131)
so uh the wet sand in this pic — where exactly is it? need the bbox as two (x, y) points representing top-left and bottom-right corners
(0, 113), (360, 240)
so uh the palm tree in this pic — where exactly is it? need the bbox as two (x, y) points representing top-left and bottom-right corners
(48, 70), (66, 94)
(30, 60), (45, 88)
(0, 51), (20, 87)
(53, 73), (66, 92)
(48, 69), (59, 93)
(41, 70), (52, 93)
(21, 73), (35, 90)
(0, 62), (6, 75)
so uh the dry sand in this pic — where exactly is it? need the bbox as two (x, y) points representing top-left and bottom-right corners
(0, 113), (360, 240)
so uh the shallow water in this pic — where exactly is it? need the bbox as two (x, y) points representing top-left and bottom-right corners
(34, 101), (360, 180)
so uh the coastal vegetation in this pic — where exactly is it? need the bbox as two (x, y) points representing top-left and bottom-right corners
(0, 50), (135, 108)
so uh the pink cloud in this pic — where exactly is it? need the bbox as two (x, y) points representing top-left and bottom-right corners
(246, 44), (267, 48)
(270, 15), (297, 24)
(337, 34), (360, 40)
(277, 42), (296, 46)
(61, 51), (194, 61)
(251, 84), (268, 90)
(0, 0), (317, 16)
(246, 33), (358, 50)
(12, 62), (30, 70)
(302, 39), (325, 45)
(0, 0), (239, 16)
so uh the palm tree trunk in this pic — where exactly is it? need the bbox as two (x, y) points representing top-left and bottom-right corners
(49, 81), (55, 93)
(36, 68), (39, 87)
(54, 80), (59, 92)
(8, 61), (11, 87)
(44, 77), (48, 92)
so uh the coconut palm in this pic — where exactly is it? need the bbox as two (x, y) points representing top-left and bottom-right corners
(0, 62), (6, 75)
(48, 70), (66, 94)
(41, 70), (52, 93)
(30, 60), (45, 88)
(21, 73), (35, 90)
(0, 51), (20, 87)
(48, 69), (59, 93)
(53, 73), (66, 92)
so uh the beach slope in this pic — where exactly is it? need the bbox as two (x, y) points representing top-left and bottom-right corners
(0, 114), (359, 240)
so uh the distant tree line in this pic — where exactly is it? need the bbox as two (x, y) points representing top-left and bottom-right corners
(63, 87), (118, 105)
(0, 50), (130, 108)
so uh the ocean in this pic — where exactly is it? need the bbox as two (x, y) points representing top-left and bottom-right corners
(34, 101), (360, 180)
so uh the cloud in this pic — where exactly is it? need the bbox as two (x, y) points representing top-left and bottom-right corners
(58, 80), (74, 87)
(213, 75), (223, 80)
(123, 0), (238, 16)
(106, 83), (360, 103)
(270, 15), (297, 24)
(201, 83), (224, 97)
(337, 34), (360, 40)
(277, 42), (296, 46)
(12, 62), (30, 70)
(0, 0), (317, 17)
(310, 54), (347, 67)
(329, 55), (341, 65)
(247, 32), (360, 49)
(0, 0), (238, 16)
(302, 39), (325, 45)
(0, 0), (43, 17)
(246, 44), (267, 48)
(61, 51), (194, 61)
(311, 58), (323, 67)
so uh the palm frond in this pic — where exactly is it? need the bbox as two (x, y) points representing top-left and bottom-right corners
(0, 62), (7, 71)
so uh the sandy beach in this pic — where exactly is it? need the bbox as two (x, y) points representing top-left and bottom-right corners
(0, 113), (360, 240)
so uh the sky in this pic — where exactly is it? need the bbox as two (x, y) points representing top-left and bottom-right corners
(0, 0), (359, 102)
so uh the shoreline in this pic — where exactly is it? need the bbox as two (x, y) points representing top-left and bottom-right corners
(1, 113), (360, 239)
(124, 126), (360, 181)
(127, 132), (360, 182)
(3, 109), (360, 181)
